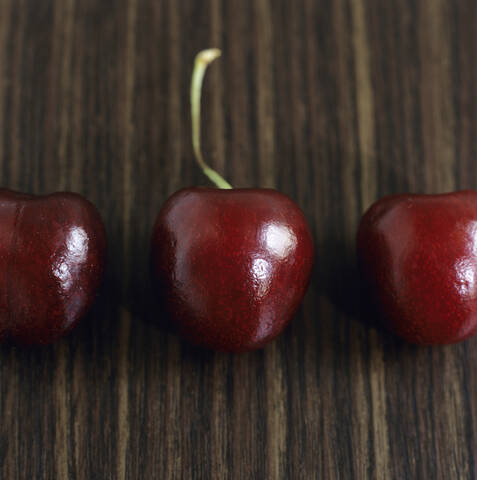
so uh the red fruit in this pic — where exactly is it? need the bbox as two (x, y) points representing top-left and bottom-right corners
(357, 191), (477, 344)
(0, 189), (106, 345)
(149, 49), (314, 351)
(151, 187), (314, 352)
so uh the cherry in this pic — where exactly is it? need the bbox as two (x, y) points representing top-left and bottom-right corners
(150, 49), (314, 352)
(358, 191), (477, 344)
(0, 190), (106, 345)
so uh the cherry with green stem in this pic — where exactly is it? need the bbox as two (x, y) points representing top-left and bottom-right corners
(150, 48), (314, 352)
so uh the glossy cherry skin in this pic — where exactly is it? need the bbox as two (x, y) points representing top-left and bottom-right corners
(357, 191), (477, 345)
(150, 187), (314, 352)
(0, 189), (107, 345)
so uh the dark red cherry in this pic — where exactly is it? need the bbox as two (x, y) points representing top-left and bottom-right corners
(0, 189), (106, 345)
(151, 187), (314, 352)
(150, 49), (314, 351)
(358, 191), (477, 344)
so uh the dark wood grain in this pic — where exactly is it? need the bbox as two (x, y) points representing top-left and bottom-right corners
(0, 0), (476, 478)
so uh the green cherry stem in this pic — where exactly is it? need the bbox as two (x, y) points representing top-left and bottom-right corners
(190, 48), (232, 189)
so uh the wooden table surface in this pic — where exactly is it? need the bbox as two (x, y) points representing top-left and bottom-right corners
(1, 1), (476, 478)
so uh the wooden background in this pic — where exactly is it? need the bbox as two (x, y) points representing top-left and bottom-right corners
(0, 0), (476, 478)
